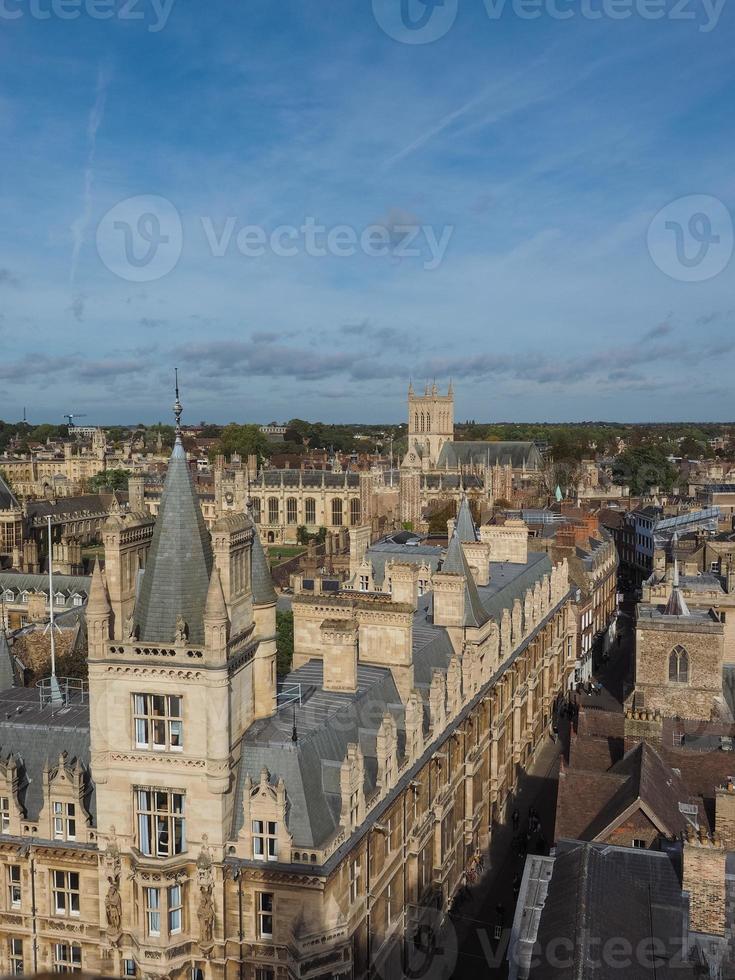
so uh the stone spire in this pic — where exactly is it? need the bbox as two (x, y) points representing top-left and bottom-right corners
(86, 558), (111, 617)
(454, 495), (477, 544)
(442, 526), (489, 628)
(133, 380), (213, 645)
(204, 566), (229, 660)
(251, 531), (277, 607)
(204, 565), (228, 622)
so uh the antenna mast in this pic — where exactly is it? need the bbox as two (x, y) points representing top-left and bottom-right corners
(46, 517), (63, 706)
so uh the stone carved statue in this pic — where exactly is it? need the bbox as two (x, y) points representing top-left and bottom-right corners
(197, 884), (215, 945)
(125, 615), (138, 641)
(105, 876), (122, 932)
(175, 615), (188, 644)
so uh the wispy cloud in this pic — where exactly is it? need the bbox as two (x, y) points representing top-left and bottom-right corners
(69, 62), (112, 320)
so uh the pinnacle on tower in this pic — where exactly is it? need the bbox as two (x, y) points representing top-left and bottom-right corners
(204, 566), (228, 624)
(86, 559), (111, 616)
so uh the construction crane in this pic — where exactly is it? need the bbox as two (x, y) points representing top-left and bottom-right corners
(63, 413), (87, 432)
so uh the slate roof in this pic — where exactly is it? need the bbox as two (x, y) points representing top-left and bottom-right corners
(234, 545), (556, 851)
(0, 572), (90, 606)
(255, 470), (360, 489)
(232, 659), (403, 847)
(437, 440), (542, 470)
(0, 472), (19, 511)
(251, 531), (277, 606)
(365, 538), (444, 588)
(0, 631), (16, 691)
(441, 530), (489, 628)
(477, 552), (552, 623)
(0, 686), (92, 825)
(529, 841), (695, 980)
(134, 439), (213, 645)
(25, 492), (124, 521)
(454, 496), (477, 543)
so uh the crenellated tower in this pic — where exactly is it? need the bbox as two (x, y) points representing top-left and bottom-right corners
(406, 380), (454, 468)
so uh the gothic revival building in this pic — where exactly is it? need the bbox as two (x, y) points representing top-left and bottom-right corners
(0, 396), (584, 980)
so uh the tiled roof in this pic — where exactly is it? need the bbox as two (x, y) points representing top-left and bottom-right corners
(530, 842), (694, 980)
(251, 531), (277, 606)
(441, 529), (489, 628)
(134, 439), (213, 645)
(437, 440), (542, 470)
(0, 473), (19, 511)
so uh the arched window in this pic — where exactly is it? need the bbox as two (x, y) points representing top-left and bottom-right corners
(305, 498), (316, 525)
(669, 645), (689, 684)
(350, 499), (361, 526)
(251, 498), (261, 523)
(426, 412), (431, 431)
(268, 497), (279, 524)
(286, 497), (298, 524)
(414, 412), (418, 431)
(331, 498), (343, 526)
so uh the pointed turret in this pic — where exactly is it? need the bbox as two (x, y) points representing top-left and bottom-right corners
(251, 532), (277, 607)
(133, 378), (213, 645)
(454, 496), (477, 544)
(204, 566), (229, 661)
(87, 558), (111, 616)
(86, 558), (112, 658)
(442, 527), (489, 628)
(205, 565), (228, 622)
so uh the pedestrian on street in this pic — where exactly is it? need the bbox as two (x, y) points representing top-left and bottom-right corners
(512, 808), (520, 830)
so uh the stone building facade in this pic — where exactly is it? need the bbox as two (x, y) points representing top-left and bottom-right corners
(0, 414), (585, 980)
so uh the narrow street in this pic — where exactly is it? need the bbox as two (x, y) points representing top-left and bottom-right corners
(445, 604), (635, 979)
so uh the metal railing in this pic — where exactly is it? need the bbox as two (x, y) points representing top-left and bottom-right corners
(37, 676), (89, 708)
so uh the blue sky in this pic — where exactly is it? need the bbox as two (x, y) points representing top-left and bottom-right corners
(0, 0), (734, 424)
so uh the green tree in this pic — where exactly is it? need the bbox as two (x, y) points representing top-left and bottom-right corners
(87, 468), (131, 492)
(276, 610), (294, 676)
(215, 424), (270, 462)
(613, 447), (677, 495)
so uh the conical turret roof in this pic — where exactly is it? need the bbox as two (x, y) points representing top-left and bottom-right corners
(251, 530), (277, 606)
(454, 496), (477, 543)
(442, 528), (489, 628)
(133, 438), (213, 644)
(204, 565), (228, 623)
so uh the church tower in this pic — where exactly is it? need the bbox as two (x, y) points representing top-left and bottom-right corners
(87, 376), (278, 976)
(406, 380), (454, 468)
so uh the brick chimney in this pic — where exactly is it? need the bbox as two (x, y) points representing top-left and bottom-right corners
(715, 779), (735, 850)
(682, 828), (726, 936)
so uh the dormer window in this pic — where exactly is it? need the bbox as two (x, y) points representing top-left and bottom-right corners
(0, 796), (10, 833)
(53, 802), (76, 841)
(252, 820), (278, 861)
